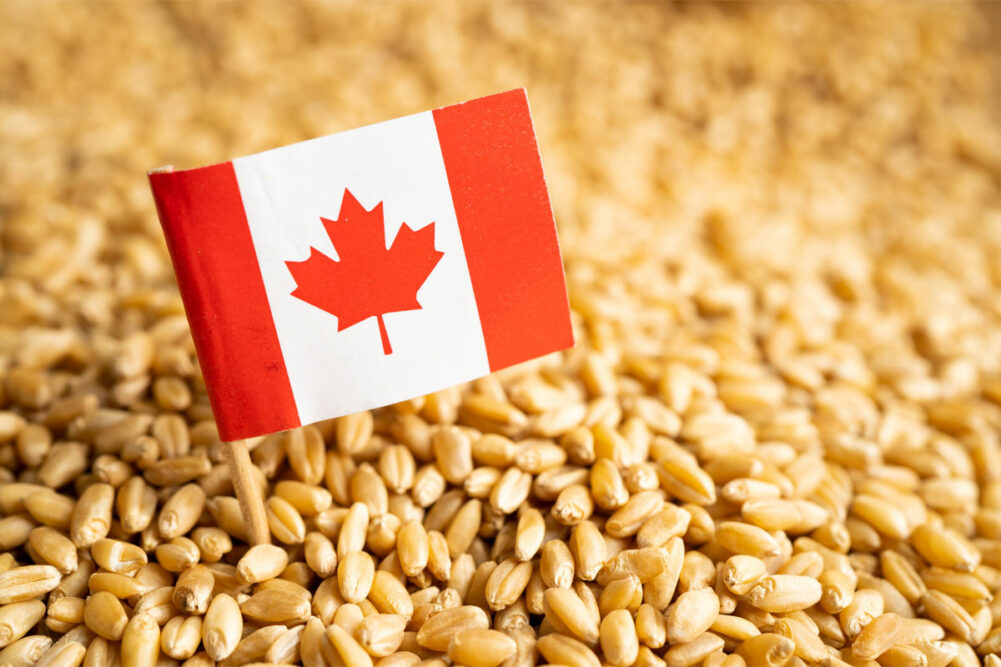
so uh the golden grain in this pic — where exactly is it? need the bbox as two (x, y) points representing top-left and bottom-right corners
(203, 594), (242, 661)
(236, 543), (289, 585)
(0, 635), (53, 667)
(0, 600), (45, 649)
(600, 609), (639, 667)
(3, 8), (1001, 662)
(358, 613), (407, 658)
(745, 575), (822, 613)
(0, 565), (61, 604)
(415, 605), (490, 651)
(447, 628), (517, 667)
(536, 633), (601, 667)
(338, 551), (376, 603)
(172, 564), (214, 614)
(121, 612), (160, 667)
(160, 614), (202, 660)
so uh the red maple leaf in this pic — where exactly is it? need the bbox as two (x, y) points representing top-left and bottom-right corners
(285, 189), (444, 355)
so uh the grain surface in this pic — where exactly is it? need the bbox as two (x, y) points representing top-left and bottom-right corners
(2, 2), (1001, 665)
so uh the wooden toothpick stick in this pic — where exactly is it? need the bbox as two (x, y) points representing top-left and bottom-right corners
(222, 439), (271, 545)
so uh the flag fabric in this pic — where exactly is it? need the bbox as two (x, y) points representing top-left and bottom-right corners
(149, 89), (574, 441)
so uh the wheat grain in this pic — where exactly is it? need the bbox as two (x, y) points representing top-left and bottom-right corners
(4, 6), (1001, 663)
(203, 593), (242, 661)
(121, 612), (160, 667)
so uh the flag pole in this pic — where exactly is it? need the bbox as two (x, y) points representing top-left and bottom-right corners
(222, 439), (271, 545)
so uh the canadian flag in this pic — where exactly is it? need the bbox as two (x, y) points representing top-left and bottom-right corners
(149, 89), (573, 441)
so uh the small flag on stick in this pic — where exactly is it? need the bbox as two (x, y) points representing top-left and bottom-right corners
(149, 89), (573, 544)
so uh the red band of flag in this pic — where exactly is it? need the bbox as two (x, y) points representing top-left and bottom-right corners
(433, 90), (574, 372)
(149, 164), (299, 440)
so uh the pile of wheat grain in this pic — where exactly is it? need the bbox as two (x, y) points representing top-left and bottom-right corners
(2, 2), (1001, 666)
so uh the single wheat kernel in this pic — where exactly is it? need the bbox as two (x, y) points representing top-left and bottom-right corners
(172, 564), (214, 614)
(121, 612), (160, 667)
(132, 586), (177, 626)
(203, 593), (242, 661)
(223, 624), (288, 666)
(370, 568), (412, 620)
(569, 519), (606, 581)
(415, 605), (490, 651)
(237, 543), (290, 585)
(337, 411), (375, 456)
(425, 530), (451, 582)
(0, 600), (45, 649)
(513, 507), (544, 561)
(734, 633), (795, 667)
(598, 574), (643, 617)
(37, 443), (89, 489)
(45, 595), (84, 633)
(448, 628), (517, 667)
(338, 501), (370, 559)
(600, 546), (674, 585)
(445, 498), (482, 558)
(715, 522), (781, 559)
(745, 575), (823, 613)
(590, 458), (630, 511)
(69, 482), (113, 548)
(721, 555), (766, 596)
(91, 537), (147, 575)
(189, 526), (231, 564)
(850, 612), (901, 660)
(772, 617), (827, 664)
(115, 476), (156, 534)
(242, 587), (313, 625)
(34, 639), (88, 667)
(432, 426), (473, 486)
(23, 492), (74, 532)
(600, 609), (640, 667)
(154, 536), (200, 572)
(484, 558), (533, 611)
(357, 613), (407, 658)
(0, 565), (61, 604)
(396, 520), (429, 577)
(536, 633), (601, 667)
(0, 515), (34, 552)
(284, 425), (326, 486)
(338, 551), (376, 603)
(143, 455), (212, 487)
(839, 588), (884, 640)
(818, 569), (856, 614)
(922, 567), (991, 603)
(303, 531), (337, 578)
(665, 588), (720, 645)
(83, 590), (129, 641)
(28, 526), (77, 574)
(540, 539), (575, 589)
(489, 468), (532, 515)
(0, 635), (53, 667)
(543, 587), (600, 644)
(352, 463), (390, 517)
(157, 482), (205, 540)
(266, 624), (305, 664)
(663, 632), (725, 667)
(919, 590), (978, 644)
(160, 614), (202, 660)
(266, 495), (307, 544)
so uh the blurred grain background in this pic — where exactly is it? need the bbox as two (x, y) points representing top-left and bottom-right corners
(1, 1), (1001, 358)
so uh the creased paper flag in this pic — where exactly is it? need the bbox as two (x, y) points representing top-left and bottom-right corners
(149, 89), (574, 441)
